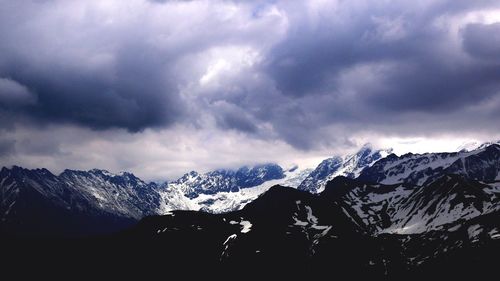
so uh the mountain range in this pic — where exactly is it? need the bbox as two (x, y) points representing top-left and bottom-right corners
(109, 175), (499, 278)
(298, 144), (392, 193)
(0, 143), (395, 235)
(1, 142), (500, 278)
(2, 142), (499, 235)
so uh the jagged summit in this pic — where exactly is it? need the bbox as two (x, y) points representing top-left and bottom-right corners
(358, 143), (500, 186)
(297, 144), (392, 193)
(166, 163), (285, 199)
(0, 166), (162, 236)
(158, 162), (318, 214)
(456, 140), (500, 152)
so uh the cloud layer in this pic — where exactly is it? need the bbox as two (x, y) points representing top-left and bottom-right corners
(0, 0), (499, 179)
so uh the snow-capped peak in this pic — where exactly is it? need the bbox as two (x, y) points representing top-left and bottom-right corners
(158, 163), (313, 214)
(359, 143), (500, 186)
(456, 140), (500, 152)
(297, 145), (393, 193)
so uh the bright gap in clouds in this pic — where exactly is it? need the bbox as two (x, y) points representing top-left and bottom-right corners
(377, 137), (485, 155)
(199, 46), (260, 86)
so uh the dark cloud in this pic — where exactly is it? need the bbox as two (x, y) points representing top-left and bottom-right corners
(250, 0), (500, 147)
(265, 1), (499, 101)
(2, 66), (182, 132)
(462, 22), (500, 60)
(0, 0), (500, 154)
(212, 102), (258, 133)
(0, 8), (184, 132)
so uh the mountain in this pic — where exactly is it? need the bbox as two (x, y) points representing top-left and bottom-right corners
(0, 163), (299, 234)
(0, 166), (162, 236)
(2, 142), (500, 278)
(2, 143), (499, 236)
(58, 169), (162, 218)
(51, 177), (497, 278)
(358, 143), (500, 186)
(456, 140), (500, 152)
(165, 164), (285, 199)
(298, 144), (392, 193)
(103, 185), (377, 277)
(321, 175), (500, 235)
(159, 164), (311, 214)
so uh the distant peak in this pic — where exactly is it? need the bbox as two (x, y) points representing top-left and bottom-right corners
(355, 143), (392, 155)
(324, 155), (343, 162)
(360, 142), (373, 149)
(10, 165), (26, 171)
(118, 171), (134, 177)
(456, 141), (480, 152)
(61, 168), (83, 174)
(384, 147), (394, 154)
(1, 166), (56, 178)
(90, 168), (112, 174)
(237, 163), (281, 170)
(486, 143), (500, 151)
(183, 170), (199, 178)
(456, 140), (500, 152)
(351, 143), (373, 155)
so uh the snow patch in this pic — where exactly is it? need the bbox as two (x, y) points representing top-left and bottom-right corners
(488, 228), (500, 239)
(305, 206), (318, 224)
(240, 220), (252, 233)
(293, 217), (309, 226)
(223, 234), (237, 245)
(467, 224), (482, 240)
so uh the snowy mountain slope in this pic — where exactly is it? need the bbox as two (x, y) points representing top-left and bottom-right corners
(159, 165), (312, 214)
(280, 165), (314, 188)
(0, 166), (162, 235)
(379, 175), (500, 234)
(0, 162), (307, 233)
(298, 144), (392, 193)
(160, 143), (500, 228)
(456, 140), (500, 152)
(167, 164), (285, 199)
(322, 175), (500, 235)
(358, 144), (500, 186)
(0, 167), (72, 224)
(161, 158), (500, 235)
(58, 169), (162, 219)
(2, 141), (500, 238)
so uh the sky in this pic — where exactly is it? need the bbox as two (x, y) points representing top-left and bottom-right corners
(0, 0), (499, 182)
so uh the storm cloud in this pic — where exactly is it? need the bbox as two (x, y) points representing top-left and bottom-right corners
(0, 0), (499, 179)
